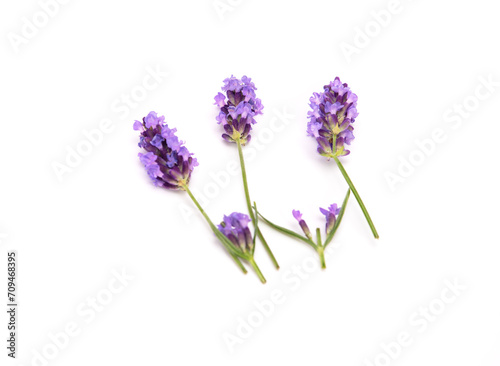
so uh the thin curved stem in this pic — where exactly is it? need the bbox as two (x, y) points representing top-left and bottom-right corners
(333, 157), (379, 239)
(236, 139), (279, 269)
(256, 209), (317, 249)
(183, 184), (247, 274)
(249, 257), (266, 284)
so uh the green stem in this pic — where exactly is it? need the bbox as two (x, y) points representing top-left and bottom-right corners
(236, 139), (280, 269)
(183, 184), (247, 274)
(317, 246), (326, 269)
(249, 257), (266, 284)
(316, 228), (322, 248)
(333, 157), (379, 239)
(316, 228), (326, 268)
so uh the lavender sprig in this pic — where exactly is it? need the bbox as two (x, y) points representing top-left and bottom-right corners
(218, 212), (266, 283)
(306, 77), (379, 239)
(256, 189), (351, 269)
(215, 75), (279, 269)
(134, 111), (248, 274)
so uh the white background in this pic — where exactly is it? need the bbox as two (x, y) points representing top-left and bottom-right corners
(1, 0), (500, 365)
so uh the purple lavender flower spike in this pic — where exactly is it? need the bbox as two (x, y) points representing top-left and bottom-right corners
(214, 75), (263, 145)
(134, 111), (198, 190)
(307, 76), (358, 158)
(218, 212), (254, 253)
(292, 209), (312, 239)
(320, 204), (340, 235)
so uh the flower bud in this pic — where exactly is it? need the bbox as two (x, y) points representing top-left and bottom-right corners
(292, 210), (312, 240)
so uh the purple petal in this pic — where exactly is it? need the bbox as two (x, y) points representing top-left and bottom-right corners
(150, 134), (164, 148)
(340, 129), (355, 145)
(307, 121), (322, 138)
(292, 209), (302, 221)
(347, 106), (358, 119)
(144, 111), (160, 128)
(325, 101), (343, 115)
(319, 207), (329, 216)
(214, 92), (226, 108)
(215, 111), (227, 125)
(346, 91), (358, 104)
(138, 152), (157, 166)
(133, 120), (143, 131)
